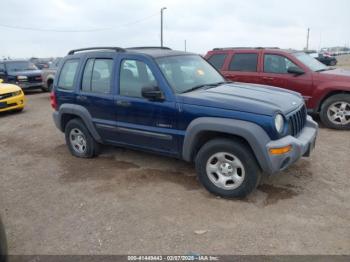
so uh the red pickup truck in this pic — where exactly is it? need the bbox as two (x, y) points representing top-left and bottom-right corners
(205, 47), (350, 129)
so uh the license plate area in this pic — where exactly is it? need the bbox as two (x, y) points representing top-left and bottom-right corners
(0, 102), (7, 109)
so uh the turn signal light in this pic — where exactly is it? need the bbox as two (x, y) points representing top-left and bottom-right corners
(269, 145), (292, 155)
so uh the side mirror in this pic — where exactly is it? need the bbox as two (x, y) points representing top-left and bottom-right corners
(287, 66), (304, 76)
(141, 86), (164, 101)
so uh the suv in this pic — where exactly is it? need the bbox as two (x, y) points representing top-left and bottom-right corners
(51, 47), (318, 198)
(205, 47), (350, 129)
(0, 60), (43, 91)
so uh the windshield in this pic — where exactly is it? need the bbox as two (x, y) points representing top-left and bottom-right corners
(293, 52), (328, 72)
(5, 61), (38, 72)
(156, 55), (224, 93)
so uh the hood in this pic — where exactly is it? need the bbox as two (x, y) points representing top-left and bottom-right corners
(8, 70), (42, 76)
(0, 83), (21, 94)
(319, 68), (350, 79)
(178, 83), (304, 116)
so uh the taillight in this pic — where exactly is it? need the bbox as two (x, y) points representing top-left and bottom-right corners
(50, 91), (57, 110)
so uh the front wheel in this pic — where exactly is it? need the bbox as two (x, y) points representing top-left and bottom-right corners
(320, 94), (350, 129)
(195, 138), (261, 198)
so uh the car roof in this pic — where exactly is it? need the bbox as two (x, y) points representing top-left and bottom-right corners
(211, 47), (299, 54)
(66, 47), (196, 59)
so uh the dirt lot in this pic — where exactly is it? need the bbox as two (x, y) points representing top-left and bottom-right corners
(336, 54), (350, 69)
(0, 88), (350, 255)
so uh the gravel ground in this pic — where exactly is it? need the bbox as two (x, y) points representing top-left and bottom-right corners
(0, 90), (349, 255)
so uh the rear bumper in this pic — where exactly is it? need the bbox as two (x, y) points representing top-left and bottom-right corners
(265, 116), (318, 174)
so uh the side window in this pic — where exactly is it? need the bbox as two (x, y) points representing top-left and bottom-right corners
(119, 59), (157, 98)
(264, 54), (299, 74)
(207, 54), (227, 70)
(0, 63), (5, 71)
(58, 59), (79, 90)
(229, 53), (258, 72)
(81, 59), (113, 93)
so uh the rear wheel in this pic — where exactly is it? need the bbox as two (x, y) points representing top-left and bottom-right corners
(320, 94), (350, 129)
(195, 138), (261, 198)
(64, 118), (100, 158)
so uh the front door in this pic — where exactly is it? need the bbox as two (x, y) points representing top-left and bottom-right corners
(261, 53), (314, 104)
(114, 56), (178, 155)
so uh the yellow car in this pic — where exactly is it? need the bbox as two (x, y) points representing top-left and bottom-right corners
(0, 79), (26, 113)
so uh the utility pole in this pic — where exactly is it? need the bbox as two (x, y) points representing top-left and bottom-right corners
(184, 40), (187, 52)
(306, 28), (310, 51)
(160, 7), (167, 47)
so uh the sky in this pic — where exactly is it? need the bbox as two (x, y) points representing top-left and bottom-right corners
(0, 0), (349, 58)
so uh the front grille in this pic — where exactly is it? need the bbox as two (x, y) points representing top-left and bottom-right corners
(288, 105), (307, 137)
(27, 75), (42, 83)
(0, 93), (13, 100)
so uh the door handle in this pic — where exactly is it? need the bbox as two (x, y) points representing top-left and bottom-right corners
(116, 100), (131, 107)
(262, 77), (274, 80)
(76, 95), (87, 101)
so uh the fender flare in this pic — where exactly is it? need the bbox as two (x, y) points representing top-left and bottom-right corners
(54, 104), (102, 143)
(182, 117), (272, 173)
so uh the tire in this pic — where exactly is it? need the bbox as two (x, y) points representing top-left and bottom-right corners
(13, 107), (23, 113)
(195, 138), (261, 198)
(320, 94), (350, 130)
(48, 82), (53, 92)
(329, 60), (336, 66)
(64, 118), (100, 158)
(0, 218), (7, 262)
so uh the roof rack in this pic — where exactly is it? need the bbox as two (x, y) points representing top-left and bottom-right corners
(68, 47), (126, 55)
(213, 47), (280, 50)
(127, 46), (172, 50)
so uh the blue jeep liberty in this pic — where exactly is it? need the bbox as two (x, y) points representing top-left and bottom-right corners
(51, 47), (318, 198)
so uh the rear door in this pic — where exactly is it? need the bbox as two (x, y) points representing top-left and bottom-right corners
(222, 51), (262, 84)
(76, 55), (117, 141)
(261, 53), (314, 100)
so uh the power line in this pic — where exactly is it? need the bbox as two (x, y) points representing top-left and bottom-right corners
(0, 12), (158, 33)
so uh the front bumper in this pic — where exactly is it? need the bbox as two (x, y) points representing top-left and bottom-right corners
(0, 94), (26, 112)
(265, 115), (318, 174)
(17, 82), (43, 89)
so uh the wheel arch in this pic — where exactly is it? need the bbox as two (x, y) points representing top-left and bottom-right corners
(56, 104), (102, 143)
(182, 117), (272, 173)
(316, 90), (350, 113)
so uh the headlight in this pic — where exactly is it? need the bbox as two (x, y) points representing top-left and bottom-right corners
(274, 114), (284, 133)
(12, 90), (22, 96)
(17, 76), (28, 81)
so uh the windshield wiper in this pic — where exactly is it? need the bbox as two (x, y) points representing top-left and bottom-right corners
(181, 81), (232, 94)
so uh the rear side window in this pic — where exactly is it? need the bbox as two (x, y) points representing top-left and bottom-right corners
(229, 53), (258, 72)
(58, 59), (79, 90)
(81, 58), (113, 94)
(207, 54), (227, 70)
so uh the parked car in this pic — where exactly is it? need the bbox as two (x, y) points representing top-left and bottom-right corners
(0, 60), (44, 91)
(0, 217), (7, 262)
(306, 51), (337, 66)
(51, 47), (318, 198)
(42, 58), (62, 92)
(0, 79), (26, 113)
(29, 57), (50, 69)
(205, 47), (350, 129)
